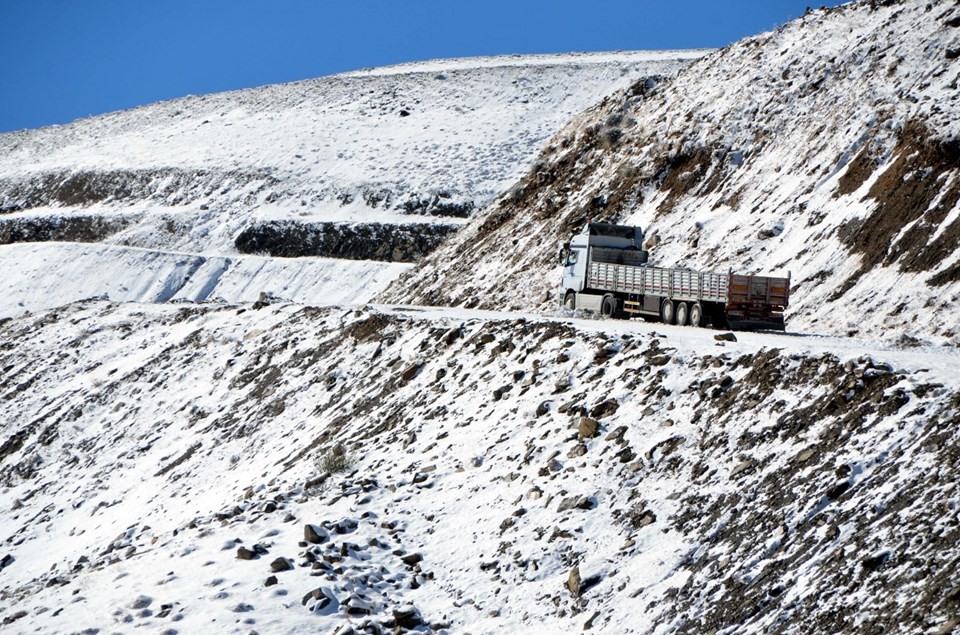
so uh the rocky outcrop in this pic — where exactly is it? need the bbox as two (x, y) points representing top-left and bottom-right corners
(234, 220), (460, 262)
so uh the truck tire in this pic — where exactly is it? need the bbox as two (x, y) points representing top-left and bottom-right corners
(660, 299), (675, 325)
(601, 294), (618, 318)
(564, 290), (576, 310)
(676, 302), (689, 326)
(689, 302), (704, 327)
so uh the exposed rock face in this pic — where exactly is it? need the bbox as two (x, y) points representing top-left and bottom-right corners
(0, 168), (278, 211)
(234, 220), (460, 262)
(0, 215), (136, 246)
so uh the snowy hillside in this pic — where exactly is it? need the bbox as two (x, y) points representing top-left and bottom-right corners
(381, 0), (960, 345)
(0, 51), (700, 319)
(6, 3), (960, 634)
(2, 301), (959, 633)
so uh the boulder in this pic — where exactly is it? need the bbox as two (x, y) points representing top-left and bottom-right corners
(400, 552), (424, 566)
(130, 595), (152, 609)
(393, 605), (424, 629)
(558, 495), (595, 512)
(304, 524), (329, 544)
(578, 417), (599, 439)
(567, 566), (582, 597)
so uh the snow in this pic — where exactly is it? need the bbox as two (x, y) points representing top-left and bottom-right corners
(2, 299), (958, 633)
(0, 242), (408, 318)
(3, 3), (960, 633)
(0, 50), (702, 319)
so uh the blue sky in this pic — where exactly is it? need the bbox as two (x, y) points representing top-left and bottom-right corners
(0, 0), (845, 133)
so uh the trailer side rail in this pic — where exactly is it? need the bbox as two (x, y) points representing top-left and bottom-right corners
(587, 263), (732, 303)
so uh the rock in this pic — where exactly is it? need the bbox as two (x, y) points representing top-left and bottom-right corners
(826, 480), (851, 500)
(616, 446), (637, 464)
(730, 459), (755, 477)
(589, 399), (619, 419)
(261, 501), (277, 513)
(645, 435), (685, 461)
(796, 448), (816, 463)
(0, 554), (13, 571)
(536, 401), (552, 417)
(714, 332), (737, 342)
(393, 605), (424, 629)
(632, 509), (657, 528)
(584, 610), (601, 630)
(130, 595), (152, 609)
(578, 417), (599, 439)
(938, 618), (960, 635)
(270, 557), (293, 572)
(567, 443), (587, 458)
(264, 575), (278, 587)
(861, 551), (890, 571)
(567, 566), (582, 597)
(558, 495), (595, 512)
(401, 552), (424, 566)
(345, 594), (375, 615)
(332, 518), (359, 534)
(236, 546), (257, 560)
(302, 586), (339, 615)
(304, 524), (329, 544)
(2, 611), (27, 626)
(605, 425), (628, 443)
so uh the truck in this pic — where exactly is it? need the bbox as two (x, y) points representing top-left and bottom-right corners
(560, 223), (789, 331)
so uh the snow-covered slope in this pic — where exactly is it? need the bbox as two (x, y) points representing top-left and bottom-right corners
(381, 0), (960, 345)
(0, 51), (701, 318)
(2, 300), (959, 633)
(0, 242), (407, 316)
(0, 51), (700, 250)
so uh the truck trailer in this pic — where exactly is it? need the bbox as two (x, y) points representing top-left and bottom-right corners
(560, 223), (789, 331)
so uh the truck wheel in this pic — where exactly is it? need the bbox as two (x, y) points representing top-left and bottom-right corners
(676, 302), (689, 326)
(564, 290), (576, 310)
(689, 303), (704, 327)
(601, 295), (617, 318)
(660, 299), (675, 325)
